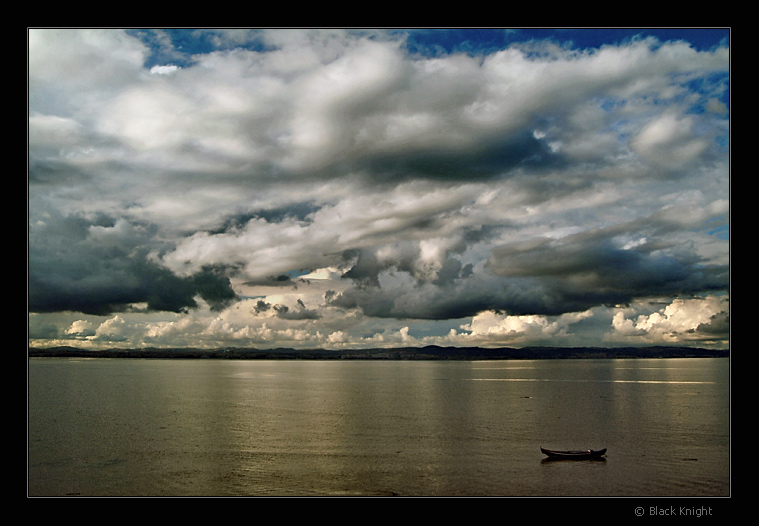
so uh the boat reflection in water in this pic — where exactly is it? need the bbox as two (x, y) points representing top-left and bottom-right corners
(540, 447), (607, 461)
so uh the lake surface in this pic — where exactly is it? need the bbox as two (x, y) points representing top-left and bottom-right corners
(27, 357), (730, 497)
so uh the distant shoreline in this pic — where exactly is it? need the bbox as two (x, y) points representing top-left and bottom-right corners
(28, 345), (729, 361)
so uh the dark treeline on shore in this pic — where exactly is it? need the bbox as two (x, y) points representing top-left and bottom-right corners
(28, 345), (729, 361)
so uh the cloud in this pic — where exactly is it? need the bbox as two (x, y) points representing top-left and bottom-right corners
(485, 216), (728, 312)
(29, 210), (236, 315)
(610, 295), (729, 345)
(460, 309), (595, 346)
(28, 29), (730, 350)
(630, 112), (710, 170)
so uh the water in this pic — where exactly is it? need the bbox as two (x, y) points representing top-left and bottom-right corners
(27, 357), (730, 497)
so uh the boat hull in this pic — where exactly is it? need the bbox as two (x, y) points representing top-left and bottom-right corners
(540, 447), (607, 460)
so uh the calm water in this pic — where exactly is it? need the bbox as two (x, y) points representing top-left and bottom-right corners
(27, 357), (730, 497)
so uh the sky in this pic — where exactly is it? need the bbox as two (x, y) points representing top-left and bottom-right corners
(28, 28), (730, 350)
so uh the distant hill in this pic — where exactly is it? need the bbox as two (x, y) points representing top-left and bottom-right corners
(28, 345), (729, 360)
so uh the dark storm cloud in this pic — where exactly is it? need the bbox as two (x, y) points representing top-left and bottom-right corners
(340, 241), (475, 290)
(320, 128), (564, 184)
(244, 275), (298, 288)
(332, 258), (726, 322)
(274, 300), (321, 320)
(485, 227), (729, 310)
(696, 310), (730, 336)
(28, 212), (236, 315)
(330, 272), (549, 320)
(332, 217), (729, 321)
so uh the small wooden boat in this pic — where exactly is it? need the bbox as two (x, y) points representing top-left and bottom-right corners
(540, 447), (607, 460)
